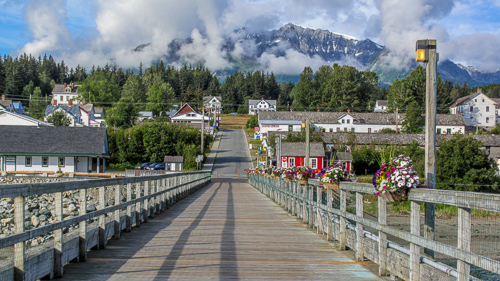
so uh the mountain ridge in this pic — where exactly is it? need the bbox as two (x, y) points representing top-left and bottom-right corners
(134, 23), (500, 86)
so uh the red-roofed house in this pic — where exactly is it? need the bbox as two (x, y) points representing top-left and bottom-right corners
(171, 103), (209, 125)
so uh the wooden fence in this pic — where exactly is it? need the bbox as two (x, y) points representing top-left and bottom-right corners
(0, 171), (211, 281)
(248, 174), (500, 281)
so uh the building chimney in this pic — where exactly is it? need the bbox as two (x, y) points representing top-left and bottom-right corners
(477, 88), (482, 93)
(71, 83), (74, 90)
(82, 99), (86, 105)
(64, 83), (67, 88)
(53, 100), (57, 105)
(68, 99), (73, 106)
(1, 95), (4, 101)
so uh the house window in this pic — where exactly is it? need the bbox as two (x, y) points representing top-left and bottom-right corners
(58, 157), (65, 167)
(66, 96), (70, 101)
(329, 128), (333, 132)
(437, 128), (441, 134)
(347, 119), (350, 124)
(321, 128), (325, 132)
(486, 106), (490, 112)
(486, 117), (490, 123)
(342, 119), (345, 124)
(475, 99), (477, 102)
(351, 128), (355, 132)
(447, 129), (452, 134)
(25, 157), (32, 167)
(289, 158), (295, 167)
(310, 158), (317, 169)
(42, 157), (48, 167)
(288, 125), (293, 131)
(344, 128), (347, 132)
(60, 96), (63, 101)
(483, 99), (485, 102)
(368, 128), (371, 133)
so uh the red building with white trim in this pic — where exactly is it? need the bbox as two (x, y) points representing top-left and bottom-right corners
(280, 142), (325, 173)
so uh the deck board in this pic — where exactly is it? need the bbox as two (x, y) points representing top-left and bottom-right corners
(61, 181), (381, 280)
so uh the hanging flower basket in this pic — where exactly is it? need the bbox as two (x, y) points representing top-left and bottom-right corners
(373, 155), (422, 202)
(322, 182), (339, 190)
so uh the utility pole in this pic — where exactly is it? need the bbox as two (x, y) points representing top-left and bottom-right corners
(277, 134), (282, 168)
(305, 119), (310, 167)
(417, 39), (437, 258)
(201, 107), (205, 155)
(395, 108), (399, 133)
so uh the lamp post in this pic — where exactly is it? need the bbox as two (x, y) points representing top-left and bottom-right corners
(416, 39), (437, 258)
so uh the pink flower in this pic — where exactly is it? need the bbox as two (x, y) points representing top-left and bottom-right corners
(382, 186), (386, 189)
(376, 192), (381, 196)
(386, 172), (390, 176)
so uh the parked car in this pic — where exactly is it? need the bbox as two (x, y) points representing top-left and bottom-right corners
(152, 163), (165, 170)
(229, 112), (238, 115)
(145, 163), (158, 170)
(135, 162), (153, 170)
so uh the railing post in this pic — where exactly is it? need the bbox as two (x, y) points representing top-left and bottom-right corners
(126, 183), (132, 232)
(356, 192), (364, 261)
(54, 191), (64, 277)
(316, 185), (322, 233)
(410, 200), (421, 281)
(292, 182), (297, 216)
(457, 207), (471, 281)
(161, 178), (166, 211)
(135, 183), (142, 227)
(308, 186), (313, 229)
(155, 179), (161, 215)
(339, 188), (347, 250)
(378, 196), (388, 276)
(79, 188), (88, 261)
(114, 185), (121, 239)
(14, 196), (26, 281)
(326, 189), (333, 241)
(98, 186), (107, 249)
(143, 181), (149, 222)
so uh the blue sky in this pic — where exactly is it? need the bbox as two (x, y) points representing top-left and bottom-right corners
(1, 0), (500, 73)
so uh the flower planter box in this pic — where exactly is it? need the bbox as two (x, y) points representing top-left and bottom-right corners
(283, 178), (292, 182)
(297, 179), (307, 185)
(380, 191), (406, 202)
(274, 176), (280, 180)
(322, 182), (339, 190)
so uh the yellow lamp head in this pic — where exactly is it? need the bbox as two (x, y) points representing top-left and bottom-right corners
(415, 40), (430, 62)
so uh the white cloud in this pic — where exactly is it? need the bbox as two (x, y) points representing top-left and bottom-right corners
(12, 0), (500, 74)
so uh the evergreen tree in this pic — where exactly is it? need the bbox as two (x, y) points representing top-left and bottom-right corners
(47, 110), (72, 126)
(29, 87), (47, 119)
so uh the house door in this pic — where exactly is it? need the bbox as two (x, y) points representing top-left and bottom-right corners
(5, 156), (15, 171)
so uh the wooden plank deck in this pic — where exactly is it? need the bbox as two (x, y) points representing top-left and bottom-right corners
(61, 181), (381, 280)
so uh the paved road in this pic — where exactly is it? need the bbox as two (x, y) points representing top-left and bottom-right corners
(212, 129), (251, 179)
(61, 181), (380, 281)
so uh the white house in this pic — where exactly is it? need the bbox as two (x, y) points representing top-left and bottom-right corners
(0, 111), (54, 127)
(0, 126), (109, 173)
(449, 89), (498, 128)
(171, 103), (209, 124)
(45, 105), (84, 127)
(203, 96), (222, 114)
(374, 100), (388, 112)
(258, 111), (465, 137)
(249, 98), (277, 115)
(51, 83), (81, 105)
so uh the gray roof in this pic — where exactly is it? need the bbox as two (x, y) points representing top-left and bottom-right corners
(259, 111), (465, 126)
(260, 120), (302, 125)
(281, 142), (325, 157)
(335, 152), (353, 161)
(52, 84), (81, 94)
(0, 126), (108, 156)
(94, 107), (104, 114)
(45, 105), (81, 117)
(79, 104), (94, 113)
(376, 100), (388, 106)
(138, 111), (153, 118)
(0, 99), (11, 108)
(249, 99), (277, 106)
(272, 132), (500, 147)
(164, 156), (184, 163)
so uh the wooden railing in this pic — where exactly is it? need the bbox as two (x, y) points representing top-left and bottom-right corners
(0, 171), (211, 280)
(248, 174), (500, 281)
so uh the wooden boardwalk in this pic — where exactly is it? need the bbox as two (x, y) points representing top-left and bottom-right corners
(61, 180), (381, 280)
